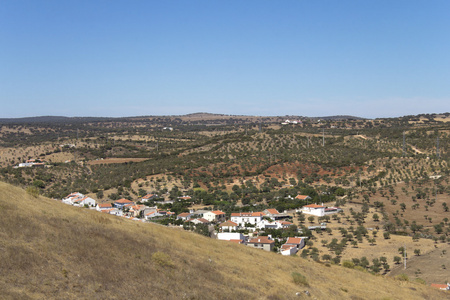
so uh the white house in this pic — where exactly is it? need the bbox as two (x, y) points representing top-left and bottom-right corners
(189, 218), (210, 225)
(73, 196), (96, 207)
(101, 208), (123, 217)
(219, 220), (238, 232)
(301, 204), (342, 217)
(96, 203), (113, 211)
(62, 192), (84, 205)
(177, 212), (192, 221)
(141, 193), (158, 202)
(144, 211), (164, 220)
(230, 212), (265, 227)
(280, 237), (304, 256)
(256, 220), (294, 230)
(280, 244), (298, 256)
(295, 195), (312, 201)
(203, 210), (226, 223)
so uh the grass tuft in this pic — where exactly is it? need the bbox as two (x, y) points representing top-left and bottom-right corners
(291, 272), (309, 287)
(152, 251), (174, 268)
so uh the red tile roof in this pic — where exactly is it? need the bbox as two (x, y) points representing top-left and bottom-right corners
(430, 283), (449, 290)
(286, 237), (303, 245)
(265, 208), (279, 215)
(219, 220), (238, 227)
(295, 195), (310, 200)
(115, 198), (134, 204)
(212, 210), (225, 215)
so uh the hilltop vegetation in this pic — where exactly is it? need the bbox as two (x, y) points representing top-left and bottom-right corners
(0, 181), (445, 299)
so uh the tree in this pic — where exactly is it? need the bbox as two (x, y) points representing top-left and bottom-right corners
(394, 256), (401, 264)
(308, 216), (315, 223)
(297, 213), (305, 223)
(372, 213), (379, 222)
(400, 203), (406, 212)
(96, 190), (104, 199)
(414, 249), (421, 256)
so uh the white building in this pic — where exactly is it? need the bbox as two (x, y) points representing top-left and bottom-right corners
(300, 204), (341, 217)
(230, 212), (265, 227)
(217, 232), (246, 244)
(203, 210), (226, 223)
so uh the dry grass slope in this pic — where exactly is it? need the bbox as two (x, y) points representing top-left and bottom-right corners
(0, 181), (446, 299)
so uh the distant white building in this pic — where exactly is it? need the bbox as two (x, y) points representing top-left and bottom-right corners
(62, 192), (96, 207)
(300, 204), (342, 217)
(230, 212), (265, 227)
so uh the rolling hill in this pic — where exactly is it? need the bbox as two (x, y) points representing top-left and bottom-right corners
(0, 181), (446, 299)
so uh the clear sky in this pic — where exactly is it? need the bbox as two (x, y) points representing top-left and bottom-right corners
(1, 1), (449, 119)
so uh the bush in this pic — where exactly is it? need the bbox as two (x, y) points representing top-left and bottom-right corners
(354, 266), (366, 272)
(395, 273), (409, 281)
(152, 252), (174, 268)
(342, 260), (355, 269)
(291, 272), (309, 287)
(26, 186), (40, 198)
(414, 278), (426, 285)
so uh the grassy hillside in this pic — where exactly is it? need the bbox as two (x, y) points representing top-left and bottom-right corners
(0, 181), (446, 300)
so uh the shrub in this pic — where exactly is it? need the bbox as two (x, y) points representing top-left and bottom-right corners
(395, 273), (409, 281)
(354, 266), (366, 272)
(26, 186), (40, 198)
(291, 272), (309, 287)
(342, 260), (355, 269)
(414, 278), (426, 285)
(152, 252), (174, 268)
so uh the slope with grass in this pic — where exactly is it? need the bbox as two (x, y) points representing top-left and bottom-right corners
(0, 182), (446, 299)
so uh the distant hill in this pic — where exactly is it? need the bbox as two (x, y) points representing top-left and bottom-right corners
(0, 116), (111, 124)
(0, 181), (444, 299)
(0, 113), (367, 124)
(309, 115), (367, 121)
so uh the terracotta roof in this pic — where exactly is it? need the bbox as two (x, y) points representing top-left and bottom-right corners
(142, 194), (155, 199)
(265, 208), (279, 215)
(280, 244), (296, 251)
(248, 236), (274, 244)
(430, 283), (449, 290)
(178, 212), (191, 217)
(228, 239), (244, 244)
(219, 220), (238, 227)
(98, 203), (112, 208)
(130, 205), (145, 210)
(295, 195), (310, 200)
(303, 204), (325, 208)
(115, 198), (134, 204)
(212, 210), (225, 215)
(286, 237), (303, 245)
(196, 218), (210, 224)
(280, 221), (293, 225)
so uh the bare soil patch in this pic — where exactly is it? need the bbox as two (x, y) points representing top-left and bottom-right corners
(87, 157), (149, 165)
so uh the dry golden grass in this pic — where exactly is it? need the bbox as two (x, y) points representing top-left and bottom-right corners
(0, 181), (446, 299)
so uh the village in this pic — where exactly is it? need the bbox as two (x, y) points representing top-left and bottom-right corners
(61, 191), (342, 256)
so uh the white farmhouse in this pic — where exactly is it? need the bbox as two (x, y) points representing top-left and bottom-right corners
(300, 204), (342, 217)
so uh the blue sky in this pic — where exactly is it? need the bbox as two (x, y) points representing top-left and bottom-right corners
(1, 1), (449, 118)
